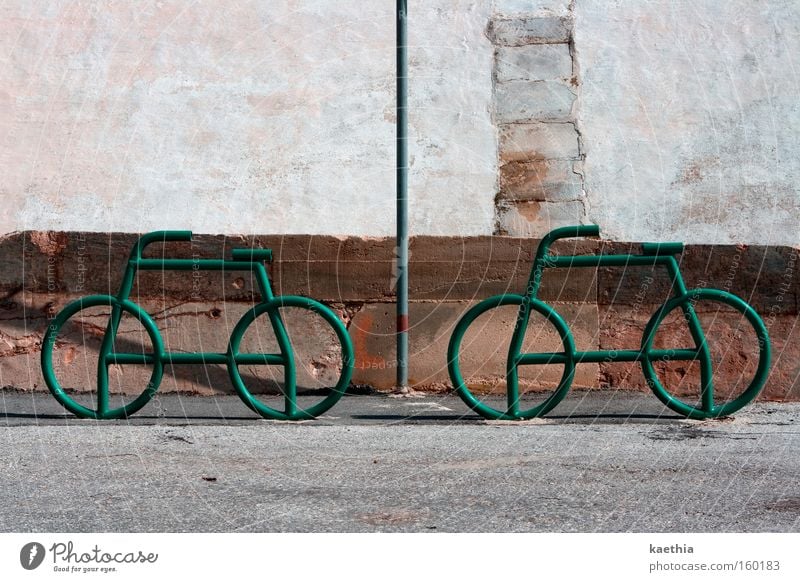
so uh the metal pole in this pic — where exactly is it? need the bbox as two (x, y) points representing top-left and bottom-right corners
(396, 0), (409, 390)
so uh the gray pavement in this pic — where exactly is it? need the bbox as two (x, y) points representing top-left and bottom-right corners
(0, 390), (798, 532)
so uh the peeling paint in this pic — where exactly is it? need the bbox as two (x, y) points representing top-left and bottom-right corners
(0, 1), (497, 237)
(575, 0), (800, 245)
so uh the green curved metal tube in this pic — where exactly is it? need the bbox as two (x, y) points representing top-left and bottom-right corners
(41, 231), (354, 420)
(448, 224), (772, 420)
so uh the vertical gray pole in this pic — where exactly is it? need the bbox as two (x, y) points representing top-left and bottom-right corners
(396, 0), (409, 389)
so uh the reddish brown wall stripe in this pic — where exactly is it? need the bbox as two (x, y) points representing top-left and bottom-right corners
(2, 231), (798, 399)
(397, 315), (409, 333)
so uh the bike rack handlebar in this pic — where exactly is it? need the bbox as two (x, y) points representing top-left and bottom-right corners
(546, 224), (600, 242)
(130, 230), (193, 260)
(535, 224), (601, 263)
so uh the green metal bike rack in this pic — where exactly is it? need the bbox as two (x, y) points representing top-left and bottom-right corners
(447, 225), (772, 420)
(41, 231), (355, 420)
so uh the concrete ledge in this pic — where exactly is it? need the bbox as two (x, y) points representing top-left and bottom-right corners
(1, 231), (797, 399)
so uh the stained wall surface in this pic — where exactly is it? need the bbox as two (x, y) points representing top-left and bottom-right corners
(1, 1), (797, 244)
(0, 0), (497, 236)
(575, 0), (800, 245)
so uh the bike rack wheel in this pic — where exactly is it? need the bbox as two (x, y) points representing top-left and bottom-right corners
(227, 296), (355, 420)
(641, 288), (771, 419)
(447, 294), (576, 420)
(41, 295), (165, 420)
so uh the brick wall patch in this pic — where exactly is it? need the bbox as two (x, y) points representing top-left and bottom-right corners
(489, 3), (587, 236)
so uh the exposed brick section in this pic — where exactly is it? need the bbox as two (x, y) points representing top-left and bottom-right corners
(494, 81), (577, 122)
(499, 122), (580, 161)
(489, 5), (586, 235)
(1, 231), (798, 400)
(495, 44), (573, 82)
(493, 0), (571, 18)
(487, 16), (571, 46)
(499, 159), (583, 201)
(496, 200), (586, 237)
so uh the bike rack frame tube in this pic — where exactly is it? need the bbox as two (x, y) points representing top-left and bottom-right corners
(396, 0), (409, 389)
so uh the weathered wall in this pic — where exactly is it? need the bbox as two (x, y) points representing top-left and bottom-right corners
(2, 2), (800, 403)
(0, 0), (497, 236)
(4, 1), (795, 243)
(575, 0), (800, 245)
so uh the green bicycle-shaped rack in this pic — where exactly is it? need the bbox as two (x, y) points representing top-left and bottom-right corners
(447, 225), (772, 420)
(41, 231), (355, 420)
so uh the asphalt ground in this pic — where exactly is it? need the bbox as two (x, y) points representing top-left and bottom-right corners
(0, 391), (798, 532)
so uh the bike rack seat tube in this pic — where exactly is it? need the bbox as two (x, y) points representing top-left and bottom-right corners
(527, 225), (601, 297)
